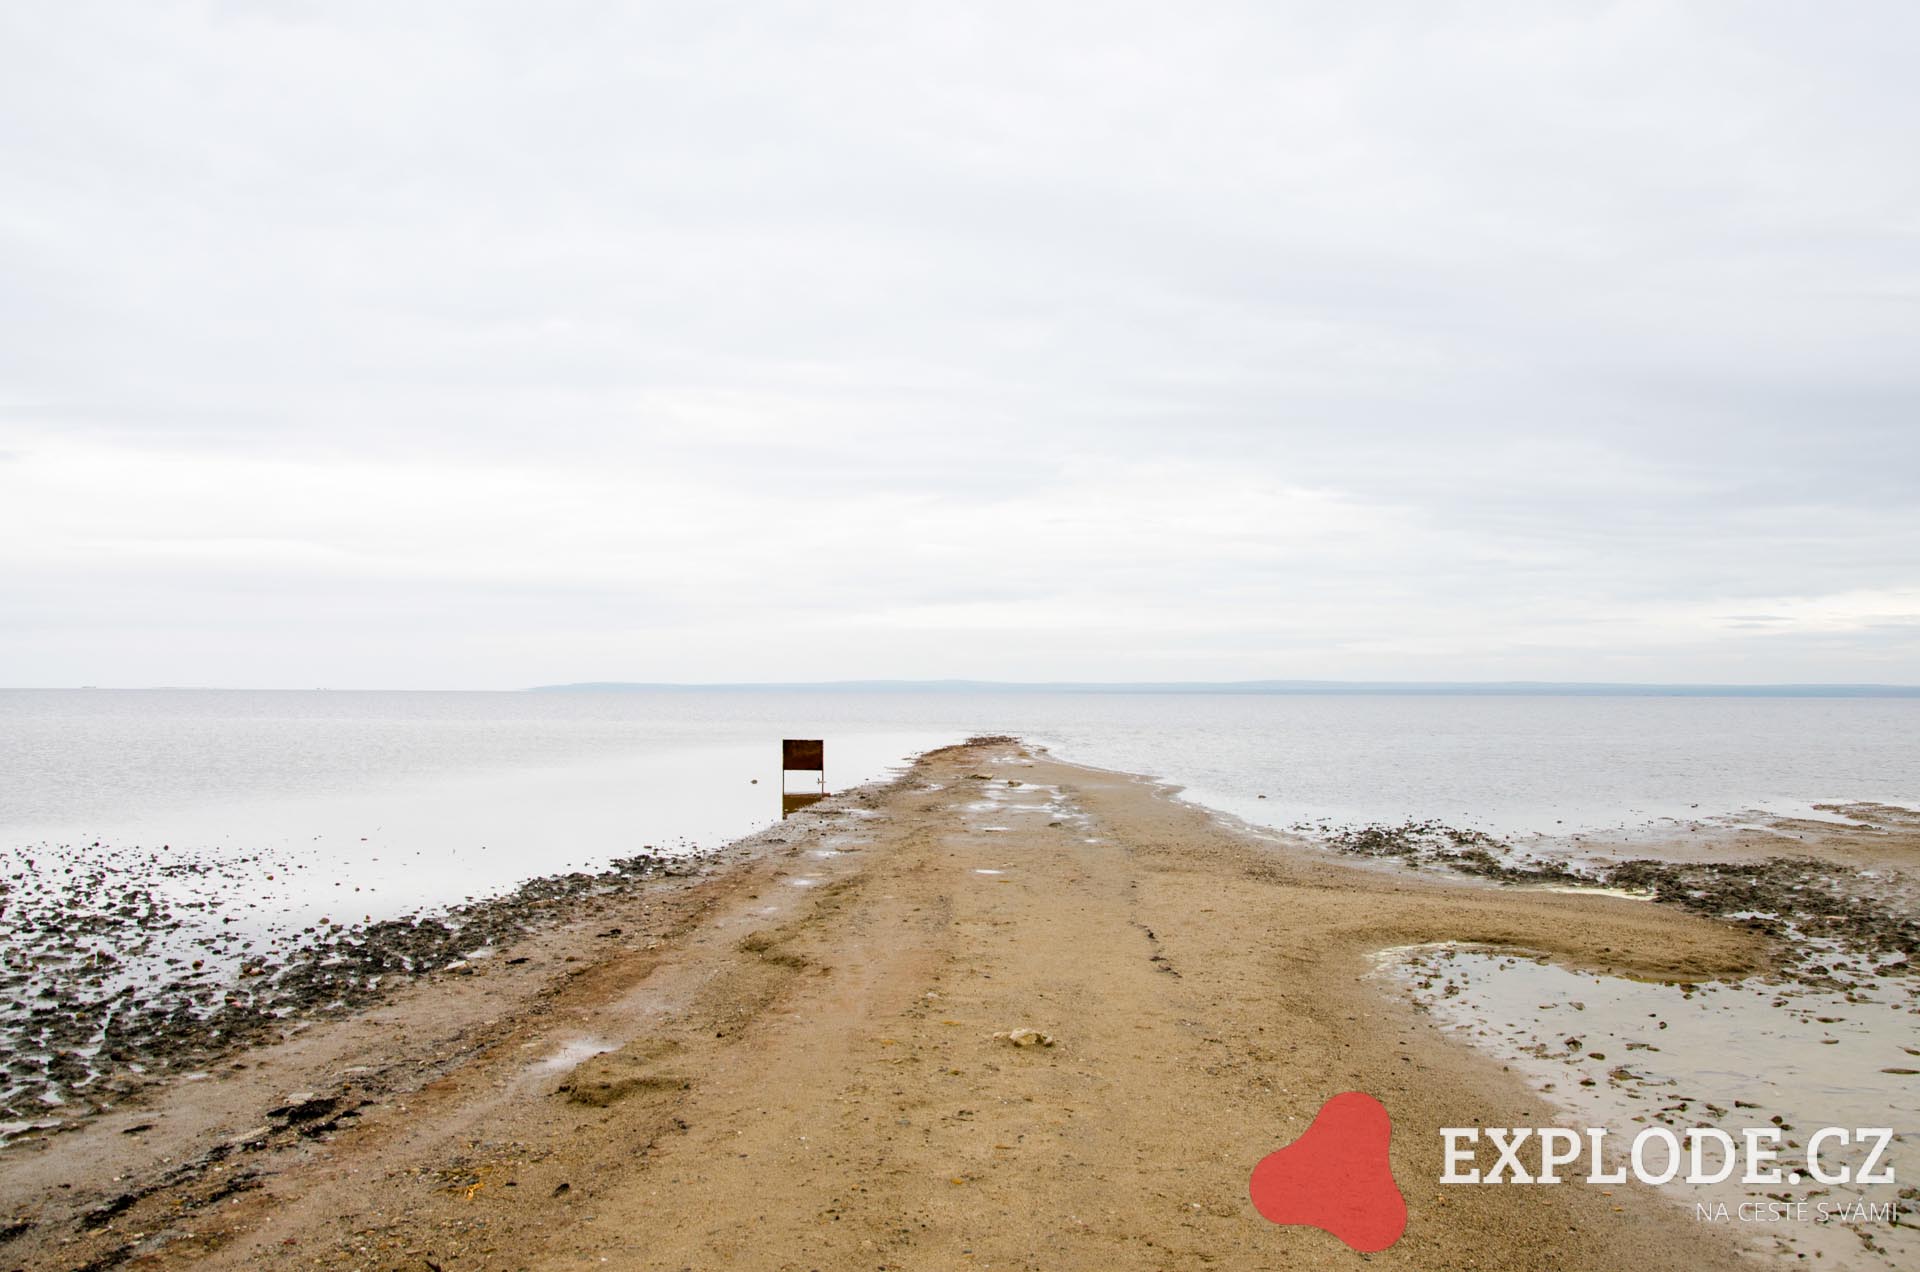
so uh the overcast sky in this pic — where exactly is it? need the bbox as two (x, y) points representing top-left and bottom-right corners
(2, 2), (1916, 688)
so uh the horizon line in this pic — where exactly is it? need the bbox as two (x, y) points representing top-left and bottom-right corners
(528, 678), (1920, 697)
(8, 679), (1919, 697)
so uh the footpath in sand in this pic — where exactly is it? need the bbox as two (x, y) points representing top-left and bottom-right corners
(2, 738), (1768, 1271)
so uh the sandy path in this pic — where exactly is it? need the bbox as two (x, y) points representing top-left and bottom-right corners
(1, 739), (1770, 1271)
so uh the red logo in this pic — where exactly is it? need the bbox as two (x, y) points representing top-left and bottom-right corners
(1249, 1091), (1407, 1252)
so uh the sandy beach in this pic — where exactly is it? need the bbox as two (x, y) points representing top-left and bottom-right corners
(0, 736), (1807, 1270)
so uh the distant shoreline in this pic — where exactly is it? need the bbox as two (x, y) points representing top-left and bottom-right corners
(529, 678), (1920, 697)
(10, 681), (1918, 696)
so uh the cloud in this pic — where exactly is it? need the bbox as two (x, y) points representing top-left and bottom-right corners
(1, 2), (1916, 686)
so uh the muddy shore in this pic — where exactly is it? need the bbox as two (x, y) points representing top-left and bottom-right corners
(0, 737), (1839, 1270)
(1, 843), (708, 1139)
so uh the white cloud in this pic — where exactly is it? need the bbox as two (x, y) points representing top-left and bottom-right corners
(1, 2), (1916, 685)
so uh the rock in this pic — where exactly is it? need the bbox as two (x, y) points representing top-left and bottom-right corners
(994, 1028), (1055, 1048)
(268, 1095), (339, 1124)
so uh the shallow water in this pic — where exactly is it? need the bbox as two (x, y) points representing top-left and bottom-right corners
(1379, 945), (1919, 1270)
(5, 686), (1918, 1190)
(6, 689), (1919, 840)
(6, 688), (1914, 1021)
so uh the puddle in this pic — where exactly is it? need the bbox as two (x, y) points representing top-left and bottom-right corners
(1377, 945), (1918, 1269)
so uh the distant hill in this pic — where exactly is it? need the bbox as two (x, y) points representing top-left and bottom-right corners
(528, 679), (1920, 698)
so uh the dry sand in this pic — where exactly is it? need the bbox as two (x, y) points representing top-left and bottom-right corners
(0, 738), (1774, 1271)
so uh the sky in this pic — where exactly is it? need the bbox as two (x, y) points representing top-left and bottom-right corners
(2, 2), (1917, 689)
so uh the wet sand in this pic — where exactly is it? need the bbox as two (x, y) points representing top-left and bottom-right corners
(0, 738), (1781, 1270)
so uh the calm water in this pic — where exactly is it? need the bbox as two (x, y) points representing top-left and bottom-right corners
(6, 689), (1920, 836)
(4, 689), (1918, 1159)
(3, 688), (1918, 933)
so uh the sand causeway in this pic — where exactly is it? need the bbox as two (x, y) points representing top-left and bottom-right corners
(0, 737), (1863, 1271)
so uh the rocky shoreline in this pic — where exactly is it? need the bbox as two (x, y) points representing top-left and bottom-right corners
(1317, 816), (1918, 994)
(2, 846), (704, 1139)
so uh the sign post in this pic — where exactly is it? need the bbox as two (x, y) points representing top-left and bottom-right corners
(780, 738), (826, 817)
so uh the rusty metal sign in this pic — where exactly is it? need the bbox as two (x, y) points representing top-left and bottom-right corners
(782, 738), (825, 771)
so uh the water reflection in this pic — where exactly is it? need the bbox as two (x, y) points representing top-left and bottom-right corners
(782, 791), (828, 817)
